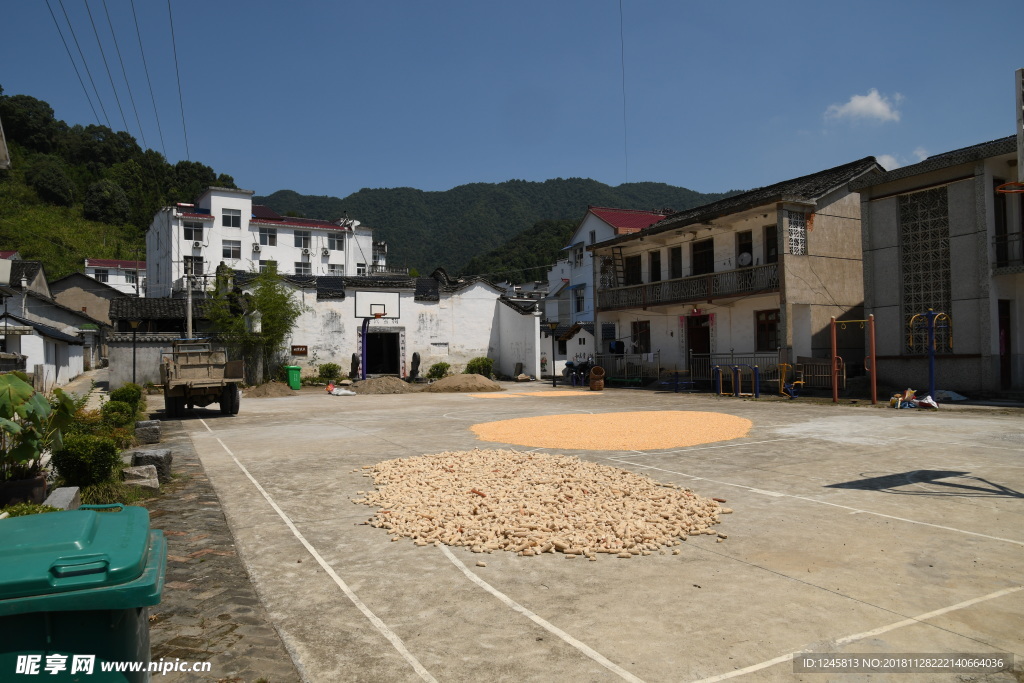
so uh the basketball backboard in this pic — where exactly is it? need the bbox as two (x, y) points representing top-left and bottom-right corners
(355, 291), (401, 319)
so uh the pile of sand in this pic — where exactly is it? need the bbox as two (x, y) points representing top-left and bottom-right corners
(244, 382), (297, 398)
(352, 376), (419, 394)
(352, 448), (731, 559)
(425, 374), (502, 393)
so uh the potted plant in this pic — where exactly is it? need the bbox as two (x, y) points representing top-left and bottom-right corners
(0, 372), (76, 506)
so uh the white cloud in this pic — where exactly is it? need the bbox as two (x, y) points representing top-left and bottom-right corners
(913, 147), (928, 161)
(876, 154), (901, 170)
(825, 89), (902, 122)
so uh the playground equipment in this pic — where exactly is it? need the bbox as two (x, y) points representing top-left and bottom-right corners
(776, 363), (804, 399)
(712, 365), (761, 399)
(830, 314), (878, 405)
(907, 309), (953, 401)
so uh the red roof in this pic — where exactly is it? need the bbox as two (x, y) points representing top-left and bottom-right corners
(589, 207), (666, 234)
(86, 259), (147, 270)
(0, 251), (19, 259)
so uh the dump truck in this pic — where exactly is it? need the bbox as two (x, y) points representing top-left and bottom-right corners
(160, 341), (243, 416)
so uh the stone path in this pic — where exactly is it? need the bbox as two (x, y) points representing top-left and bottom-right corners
(142, 414), (301, 683)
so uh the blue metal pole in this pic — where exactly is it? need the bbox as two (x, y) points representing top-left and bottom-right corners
(713, 366), (721, 395)
(732, 366), (740, 397)
(927, 309), (937, 399)
(753, 365), (760, 399)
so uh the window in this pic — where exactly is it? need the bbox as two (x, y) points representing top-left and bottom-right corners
(736, 231), (753, 267)
(328, 233), (344, 251)
(764, 225), (778, 264)
(294, 261), (311, 276)
(691, 238), (714, 275)
(328, 264), (344, 275)
(259, 260), (278, 273)
(573, 245), (584, 268)
(293, 231), (311, 249)
(649, 250), (662, 282)
(601, 322), (616, 342)
(631, 320), (651, 354)
(183, 256), (203, 276)
(557, 340), (567, 355)
(574, 287), (585, 313)
(183, 221), (204, 241)
(623, 255), (642, 285)
(93, 269), (109, 283)
(755, 310), (780, 351)
(589, 230), (596, 245)
(786, 210), (806, 255)
(899, 187), (951, 351)
(259, 227), (277, 246)
(125, 271), (137, 284)
(222, 240), (241, 259)
(222, 208), (241, 228)
(669, 246), (683, 279)
(357, 263), (367, 275)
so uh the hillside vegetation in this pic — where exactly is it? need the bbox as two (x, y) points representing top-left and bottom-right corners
(257, 180), (737, 275)
(0, 85), (236, 278)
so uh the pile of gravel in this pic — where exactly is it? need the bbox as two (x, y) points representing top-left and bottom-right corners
(424, 374), (502, 393)
(351, 376), (419, 394)
(352, 448), (731, 559)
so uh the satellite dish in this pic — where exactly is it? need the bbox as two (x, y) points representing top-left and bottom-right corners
(738, 252), (752, 267)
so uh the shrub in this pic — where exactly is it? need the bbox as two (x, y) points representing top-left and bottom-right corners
(426, 362), (450, 380)
(109, 383), (142, 409)
(65, 408), (104, 436)
(318, 363), (341, 380)
(51, 434), (120, 487)
(80, 481), (152, 505)
(464, 357), (494, 378)
(0, 503), (59, 517)
(101, 400), (136, 428)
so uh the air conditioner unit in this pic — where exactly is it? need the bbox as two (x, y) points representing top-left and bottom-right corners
(192, 241), (202, 250)
(321, 248), (330, 257)
(252, 243), (261, 252)
(302, 247), (311, 256)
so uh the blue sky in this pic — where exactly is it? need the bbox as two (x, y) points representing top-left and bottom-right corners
(3, 1), (1022, 198)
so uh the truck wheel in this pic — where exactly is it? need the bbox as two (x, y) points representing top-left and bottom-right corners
(220, 384), (240, 415)
(165, 396), (183, 417)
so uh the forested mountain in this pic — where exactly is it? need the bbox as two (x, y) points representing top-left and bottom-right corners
(256, 180), (737, 275)
(0, 85), (236, 278)
(461, 219), (577, 283)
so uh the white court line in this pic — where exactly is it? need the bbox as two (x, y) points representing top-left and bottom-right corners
(692, 585), (1023, 682)
(894, 437), (1024, 452)
(608, 458), (1024, 547)
(439, 545), (645, 683)
(610, 438), (793, 458)
(199, 421), (437, 683)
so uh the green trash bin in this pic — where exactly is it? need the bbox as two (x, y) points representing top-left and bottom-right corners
(284, 365), (302, 390)
(0, 505), (167, 682)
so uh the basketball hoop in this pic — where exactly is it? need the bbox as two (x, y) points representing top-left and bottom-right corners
(373, 313), (383, 319)
(995, 180), (1024, 194)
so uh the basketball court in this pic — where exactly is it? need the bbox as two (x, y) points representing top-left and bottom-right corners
(177, 385), (1023, 681)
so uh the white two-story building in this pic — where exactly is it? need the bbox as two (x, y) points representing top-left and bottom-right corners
(145, 187), (400, 298)
(83, 258), (146, 296)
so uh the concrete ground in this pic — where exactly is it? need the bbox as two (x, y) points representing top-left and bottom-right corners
(174, 384), (1023, 682)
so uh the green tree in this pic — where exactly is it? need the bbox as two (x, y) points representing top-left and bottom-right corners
(24, 155), (75, 206)
(206, 265), (306, 384)
(83, 179), (129, 224)
(0, 89), (62, 153)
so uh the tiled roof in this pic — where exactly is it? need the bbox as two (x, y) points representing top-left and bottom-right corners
(414, 278), (439, 301)
(109, 297), (211, 321)
(8, 261), (42, 289)
(249, 216), (351, 232)
(609, 157), (880, 243)
(85, 259), (147, 270)
(0, 312), (84, 345)
(850, 135), (1016, 191)
(251, 204), (282, 220)
(589, 207), (667, 234)
(498, 297), (537, 315)
(176, 212), (214, 221)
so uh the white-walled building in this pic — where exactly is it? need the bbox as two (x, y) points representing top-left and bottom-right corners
(146, 187), (400, 298)
(84, 258), (146, 296)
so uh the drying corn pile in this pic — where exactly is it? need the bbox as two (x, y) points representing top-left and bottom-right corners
(352, 448), (732, 559)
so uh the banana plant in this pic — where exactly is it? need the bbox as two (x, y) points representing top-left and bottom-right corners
(0, 373), (76, 482)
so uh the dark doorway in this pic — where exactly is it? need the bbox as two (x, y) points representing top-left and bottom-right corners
(687, 315), (711, 354)
(366, 332), (400, 375)
(998, 300), (1011, 389)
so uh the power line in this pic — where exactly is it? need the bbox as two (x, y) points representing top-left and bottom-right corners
(57, 0), (111, 128)
(44, 0), (100, 125)
(618, 0), (629, 184)
(129, 0), (166, 158)
(101, 0), (147, 147)
(83, 0), (130, 133)
(166, 0), (190, 160)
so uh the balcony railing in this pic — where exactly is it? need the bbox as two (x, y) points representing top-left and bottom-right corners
(994, 232), (1023, 269)
(597, 263), (779, 311)
(366, 264), (409, 276)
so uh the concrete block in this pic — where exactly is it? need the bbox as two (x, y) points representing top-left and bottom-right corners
(135, 420), (161, 444)
(43, 486), (80, 510)
(128, 449), (173, 483)
(123, 464), (158, 481)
